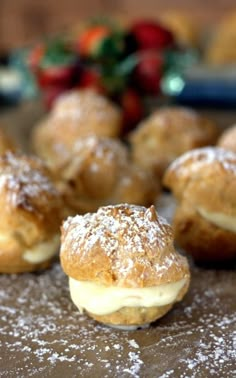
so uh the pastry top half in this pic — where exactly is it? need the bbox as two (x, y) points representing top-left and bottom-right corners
(163, 147), (236, 217)
(218, 125), (236, 153)
(60, 204), (190, 288)
(32, 89), (122, 164)
(129, 107), (218, 177)
(0, 152), (63, 245)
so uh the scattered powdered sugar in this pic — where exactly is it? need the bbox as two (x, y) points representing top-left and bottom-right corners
(168, 147), (236, 176)
(51, 89), (119, 126)
(62, 204), (172, 257)
(60, 204), (182, 285)
(0, 152), (58, 210)
(0, 261), (235, 377)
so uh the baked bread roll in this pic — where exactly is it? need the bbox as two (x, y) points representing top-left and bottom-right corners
(129, 107), (218, 180)
(60, 204), (190, 329)
(0, 152), (63, 273)
(48, 135), (160, 214)
(218, 125), (236, 153)
(32, 89), (122, 166)
(163, 147), (236, 262)
(0, 128), (16, 154)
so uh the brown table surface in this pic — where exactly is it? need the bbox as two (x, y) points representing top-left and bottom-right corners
(0, 101), (236, 378)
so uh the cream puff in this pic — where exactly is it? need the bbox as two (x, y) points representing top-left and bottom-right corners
(0, 152), (63, 273)
(218, 125), (236, 153)
(129, 107), (219, 180)
(163, 147), (236, 262)
(46, 135), (160, 214)
(32, 89), (122, 166)
(60, 204), (190, 329)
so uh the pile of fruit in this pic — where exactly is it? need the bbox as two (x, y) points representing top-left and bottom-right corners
(28, 18), (197, 131)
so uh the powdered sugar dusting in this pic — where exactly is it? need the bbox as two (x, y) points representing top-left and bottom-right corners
(0, 261), (235, 377)
(60, 204), (184, 285)
(51, 89), (120, 126)
(169, 147), (236, 176)
(63, 204), (171, 255)
(0, 152), (58, 210)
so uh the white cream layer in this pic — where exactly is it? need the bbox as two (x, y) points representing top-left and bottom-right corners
(23, 235), (60, 263)
(198, 208), (236, 233)
(69, 277), (187, 315)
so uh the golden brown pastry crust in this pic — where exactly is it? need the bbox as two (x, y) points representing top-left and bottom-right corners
(0, 153), (63, 273)
(60, 204), (190, 288)
(48, 136), (160, 214)
(173, 204), (236, 262)
(163, 147), (236, 261)
(88, 304), (173, 326)
(130, 107), (218, 179)
(32, 89), (122, 166)
(218, 125), (236, 153)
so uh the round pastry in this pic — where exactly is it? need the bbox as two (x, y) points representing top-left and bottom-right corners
(217, 125), (236, 153)
(32, 89), (122, 166)
(0, 128), (16, 154)
(48, 135), (160, 214)
(129, 107), (218, 180)
(60, 204), (190, 329)
(163, 147), (236, 262)
(0, 152), (63, 273)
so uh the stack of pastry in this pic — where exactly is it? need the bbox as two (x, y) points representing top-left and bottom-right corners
(60, 204), (190, 329)
(32, 90), (160, 213)
(163, 147), (236, 263)
(129, 107), (218, 180)
(32, 89), (122, 168)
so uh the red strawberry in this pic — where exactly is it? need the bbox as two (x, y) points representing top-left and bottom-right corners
(37, 65), (75, 88)
(134, 50), (163, 94)
(130, 20), (174, 51)
(120, 88), (143, 132)
(78, 25), (111, 58)
(78, 68), (105, 93)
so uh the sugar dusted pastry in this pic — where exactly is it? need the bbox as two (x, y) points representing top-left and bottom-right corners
(60, 204), (190, 329)
(48, 135), (160, 214)
(0, 128), (16, 154)
(32, 89), (122, 165)
(163, 147), (236, 262)
(0, 152), (63, 273)
(218, 125), (236, 153)
(129, 107), (218, 179)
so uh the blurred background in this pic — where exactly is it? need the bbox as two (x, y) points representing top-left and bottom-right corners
(1, 0), (236, 113)
(1, 0), (235, 51)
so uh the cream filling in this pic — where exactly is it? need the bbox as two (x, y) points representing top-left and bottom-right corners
(197, 208), (236, 233)
(69, 277), (187, 315)
(23, 235), (60, 264)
